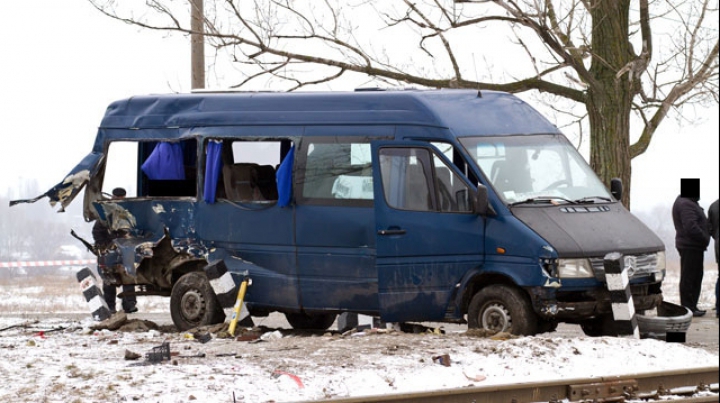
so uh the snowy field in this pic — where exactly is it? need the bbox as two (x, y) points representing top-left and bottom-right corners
(0, 263), (717, 403)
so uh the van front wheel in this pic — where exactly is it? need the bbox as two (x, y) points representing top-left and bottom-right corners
(170, 272), (226, 331)
(467, 285), (538, 336)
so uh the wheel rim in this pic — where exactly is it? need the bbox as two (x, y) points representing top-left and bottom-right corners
(481, 303), (511, 333)
(180, 288), (206, 322)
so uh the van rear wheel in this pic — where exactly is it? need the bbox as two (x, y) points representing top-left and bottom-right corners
(467, 285), (538, 336)
(170, 271), (226, 331)
(285, 312), (337, 331)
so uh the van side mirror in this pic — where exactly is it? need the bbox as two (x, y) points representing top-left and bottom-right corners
(610, 178), (622, 201)
(475, 184), (489, 216)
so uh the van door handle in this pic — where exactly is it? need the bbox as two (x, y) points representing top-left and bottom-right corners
(378, 228), (407, 236)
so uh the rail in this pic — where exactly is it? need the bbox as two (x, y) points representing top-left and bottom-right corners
(300, 366), (718, 403)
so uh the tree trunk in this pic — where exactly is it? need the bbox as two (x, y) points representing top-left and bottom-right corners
(587, 0), (634, 210)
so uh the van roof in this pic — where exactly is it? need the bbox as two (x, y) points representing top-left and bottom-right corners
(100, 89), (559, 137)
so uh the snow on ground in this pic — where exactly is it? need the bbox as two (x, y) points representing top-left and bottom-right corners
(0, 265), (717, 403)
(0, 316), (717, 403)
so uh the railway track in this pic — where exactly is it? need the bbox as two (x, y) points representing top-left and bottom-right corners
(301, 366), (718, 403)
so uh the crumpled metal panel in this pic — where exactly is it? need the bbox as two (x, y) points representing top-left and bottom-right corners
(95, 199), (208, 283)
(9, 152), (103, 212)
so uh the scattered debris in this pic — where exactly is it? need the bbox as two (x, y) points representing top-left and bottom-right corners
(125, 349), (141, 360)
(260, 330), (283, 341)
(174, 352), (207, 359)
(145, 342), (171, 363)
(0, 320), (39, 332)
(463, 371), (487, 382)
(272, 369), (304, 389)
(193, 331), (212, 343)
(432, 354), (451, 367)
(118, 320), (162, 333)
(490, 332), (518, 341)
(234, 329), (262, 342)
(91, 312), (128, 331)
(400, 323), (444, 334)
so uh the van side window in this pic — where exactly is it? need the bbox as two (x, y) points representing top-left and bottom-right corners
(431, 141), (479, 186)
(103, 141), (139, 197)
(379, 146), (473, 213)
(299, 140), (373, 204)
(139, 139), (198, 197)
(220, 140), (287, 202)
(102, 139), (198, 198)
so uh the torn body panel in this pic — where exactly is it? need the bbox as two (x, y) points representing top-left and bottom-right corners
(9, 152), (103, 212)
(94, 199), (209, 292)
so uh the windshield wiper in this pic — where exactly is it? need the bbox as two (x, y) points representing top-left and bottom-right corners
(573, 196), (613, 204)
(510, 196), (577, 206)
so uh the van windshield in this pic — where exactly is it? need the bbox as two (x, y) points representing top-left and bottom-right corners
(459, 134), (612, 205)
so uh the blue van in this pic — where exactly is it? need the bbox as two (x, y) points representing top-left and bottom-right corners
(13, 89), (667, 335)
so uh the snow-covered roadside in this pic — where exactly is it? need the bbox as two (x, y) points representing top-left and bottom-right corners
(0, 265), (718, 402)
(0, 316), (717, 403)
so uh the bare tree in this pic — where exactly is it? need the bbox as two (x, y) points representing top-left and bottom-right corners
(88, 0), (718, 209)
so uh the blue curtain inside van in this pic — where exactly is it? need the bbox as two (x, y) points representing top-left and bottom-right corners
(204, 140), (222, 204)
(141, 142), (186, 180)
(276, 145), (294, 207)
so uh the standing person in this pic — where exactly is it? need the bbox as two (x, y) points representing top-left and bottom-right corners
(92, 187), (138, 314)
(672, 178), (710, 317)
(708, 198), (719, 318)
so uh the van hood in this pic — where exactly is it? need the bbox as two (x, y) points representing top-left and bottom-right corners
(9, 152), (103, 213)
(511, 203), (664, 257)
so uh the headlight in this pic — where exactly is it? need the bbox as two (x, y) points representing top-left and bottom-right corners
(557, 258), (594, 278)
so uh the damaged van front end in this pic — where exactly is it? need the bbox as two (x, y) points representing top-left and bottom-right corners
(12, 150), (211, 293)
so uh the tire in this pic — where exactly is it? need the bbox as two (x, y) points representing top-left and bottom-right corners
(285, 312), (337, 331)
(467, 285), (538, 336)
(580, 315), (618, 337)
(170, 271), (226, 331)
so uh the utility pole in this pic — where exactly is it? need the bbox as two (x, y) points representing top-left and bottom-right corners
(191, 0), (205, 90)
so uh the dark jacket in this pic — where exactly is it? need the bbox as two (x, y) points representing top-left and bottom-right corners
(708, 199), (719, 263)
(672, 195), (710, 251)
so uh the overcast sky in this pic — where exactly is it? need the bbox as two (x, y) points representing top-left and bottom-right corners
(1, 1), (718, 213)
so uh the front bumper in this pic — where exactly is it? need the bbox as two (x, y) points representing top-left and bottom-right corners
(532, 283), (663, 320)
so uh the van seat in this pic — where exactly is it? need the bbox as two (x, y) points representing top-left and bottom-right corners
(255, 165), (278, 200)
(223, 163), (260, 201)
(405, 164), (431, 210)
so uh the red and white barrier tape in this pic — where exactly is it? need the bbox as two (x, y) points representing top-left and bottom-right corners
(0, 259), (96, 268)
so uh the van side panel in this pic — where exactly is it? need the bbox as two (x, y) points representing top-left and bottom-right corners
(295, 205), (378, 312)
(195, 204), (299, 310)
(293, 127), (391, 314)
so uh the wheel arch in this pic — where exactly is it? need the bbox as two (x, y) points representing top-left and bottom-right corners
(170, 259), (209, 285)
(459, 271), (524, 315)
